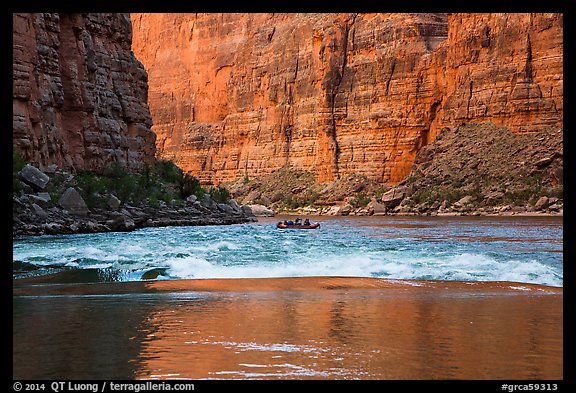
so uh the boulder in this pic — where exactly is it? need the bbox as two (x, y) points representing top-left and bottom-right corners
(217, 203), (235, 215)
(31, 203), (48, 218)
(367, 200), (387, 216)
(192, 201), (206, 212)
(241, 205), (257, 220)
(106, 212), (136, 231)
(246, 204), (275, 217)
(107, 194), (121, 211)
(484, 190), (504, 201)
(58, 187), (89, 215)
(43, 222), (64, 234)
(438, 200), (449, 212)
(29, 192), (51, 207)
(324, 205), (341, 215)
(380, 186), (411, 207)
(454, 195), (475, 208)
(372, 203), (387, 215)
(18, 164), (50, 190)
(227, 199), (242, 213)
(393, 204), (414, 214)
(40, 163), (59, 174)
(338, 204), (353, 216)
(534, 196), (549, 211)
(534, 157), (553, 168)
(201, 194), (218, 210)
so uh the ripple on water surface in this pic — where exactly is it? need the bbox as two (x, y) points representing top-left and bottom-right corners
(13, 216), (563, 287)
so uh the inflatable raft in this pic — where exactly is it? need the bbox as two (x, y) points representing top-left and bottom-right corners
(276, 222), (320, 229)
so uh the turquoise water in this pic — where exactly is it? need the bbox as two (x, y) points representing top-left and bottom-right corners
(13, 216), (564, 379)
(13, 215), (563, 287)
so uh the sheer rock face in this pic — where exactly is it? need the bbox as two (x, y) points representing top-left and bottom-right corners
(131, 13), (448, 184)
(13, 13), (156, 173)
(433, 13), (563, 139)
(131, 13), (562, 185)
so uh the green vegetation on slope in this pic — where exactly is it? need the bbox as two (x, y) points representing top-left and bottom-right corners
(13, 155), (231, 210)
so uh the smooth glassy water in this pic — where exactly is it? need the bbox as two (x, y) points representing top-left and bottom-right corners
(13, 287), (563, 380)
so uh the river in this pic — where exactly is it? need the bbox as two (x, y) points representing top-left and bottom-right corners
(13, 215), (563, 380)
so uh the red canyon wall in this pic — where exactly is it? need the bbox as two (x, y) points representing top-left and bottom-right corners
(131, 13), (562, 185)
(13, 13), (156, 173)
(433, 13), (563, 139)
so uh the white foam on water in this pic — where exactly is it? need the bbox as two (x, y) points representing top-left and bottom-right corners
(205, 340), (329, 354)
(185, 240), (241, 253)
(13, 219), (563, 287)
(162, 254), (380, 279)
(160, 252), (562, 287)
(509, 286), (531, 291)
(166, 257), (215, 278)
(238, 364), (269, 368)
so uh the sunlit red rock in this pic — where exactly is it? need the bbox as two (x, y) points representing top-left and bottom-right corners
(131, 13), (450, 184)
(132, 13), (561, 185)
(431, 13), (563, 139)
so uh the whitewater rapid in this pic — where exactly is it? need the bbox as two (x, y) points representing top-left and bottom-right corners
(13, 216), (563, 287)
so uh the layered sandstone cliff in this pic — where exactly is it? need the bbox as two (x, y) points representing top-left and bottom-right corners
(13, 13), (157, 173)
(131, 13), (448, 184)
(431, 13), (563, 139)
(131, 13), (562, 185)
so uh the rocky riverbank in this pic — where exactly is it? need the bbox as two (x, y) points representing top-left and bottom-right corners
(227, 123), (563, 218)
(13, 163), (257, 237)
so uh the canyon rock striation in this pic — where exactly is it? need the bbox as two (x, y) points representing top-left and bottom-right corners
(432, 13), (563, 138)
(13, 13), (157, 173)
(131, 12), (562, 186)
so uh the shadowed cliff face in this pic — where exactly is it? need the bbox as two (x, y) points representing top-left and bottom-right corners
(13, 13), (156, 173)
(131, 13), (562, 185)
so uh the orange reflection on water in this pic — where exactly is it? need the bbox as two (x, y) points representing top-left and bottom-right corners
(131, 278), (562, 380)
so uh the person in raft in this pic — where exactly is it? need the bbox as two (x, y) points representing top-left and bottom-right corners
(304, 218), (311, 226)
(287, 219), (294, 225)
(295, 217), (302, 225)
